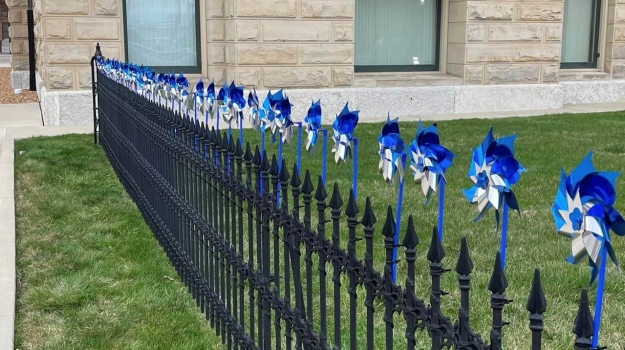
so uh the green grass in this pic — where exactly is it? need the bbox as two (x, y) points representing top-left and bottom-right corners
(14, 110), (625, 349)
(240, 111), (625, 349)
(14, 135), (224, 350)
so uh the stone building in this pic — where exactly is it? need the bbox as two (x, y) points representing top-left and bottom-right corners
(5, 0), (625, 125)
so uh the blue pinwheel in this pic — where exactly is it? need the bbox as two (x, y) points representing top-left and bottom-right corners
(463, 127), (525, 224)
(218, 81), (246, 125)
(553, 152), (625, 348)
(248, 88), (263, 130)
(272, 90), (294, 144)
(378, 115), (405, 183)
(186, 79), (205, 114)
(259, 91), (278, 140)
(553, 152), (625, 283)
(332, 103), (359, 164)
(304, 99), (322, 152)
(410, 121), (456, 203)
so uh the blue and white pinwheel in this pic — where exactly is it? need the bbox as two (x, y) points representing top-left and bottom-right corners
(463, 128), (525, 224)
(378, 115), (405, 183)
(218, 81), (246, 125)
(259, 91), (279, 140)
(271, 90), (294, 144)
(332, 103), (359, 164)
(553, 152), (625, 284)
(248, 88), (263, 130)
(410, 121), (456, 203)
(187, 79), (205, 114)
(304, 99), (322, 152)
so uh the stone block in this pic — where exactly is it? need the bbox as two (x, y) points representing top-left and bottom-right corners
(47, 43), (92, 64)
(48, 68), (74, 90)
(8, 9), (22, 23)
(7, 0), (27, 6)
(9, 25), (27, 39)
(9, 41), (22, 55)
(465, 66), (483, 84)
(208, 66), (227, 84)
(467, 24), (485, 42)
(237, 68), (260, 87)
(263, 21), (331, 42)
(236, 1), (297, 17)
(615, 25), (625, 41)
(543, 65), (559, 82)
(9, 70), (30, 90)
(75, 19), (120, 40)
(44, 19), (71, 39)
(485, 65), (540, 83)
(77, 68), (92, 89)
(301, 44), (353, 64)
(614, 43), (625, 59)
(209, 44), (226, 64)
(208, 0), (224, 18)
(454, 84), (563, 113)
(236, 21), (259, 41)
(333, 23), (353, 42)
(11, 55), (29, 70)
(94, 0), (118, 15)
(301, 0), (354, 18)
(58, 92), (93, 125)
(97, 43), (121, 60)
(466, 45), (513, 63)
(545, 24), (562, 41)
(447, 23), (466, 44)
(332, 66), (353, 86)
(514, 45), (560, 62)
(468, 3), (514, 21)
(562, 81), (625, 105)
(446, 44), (466, 64)
(516, 4), (563, 21)
(616, 7), (625, 23)
(237, 45), (298, 64)
(208, 20), (226, 41)
(43, 0), (89, 15)
(488, 23), (542, 41)
(263, 67), (331, 88)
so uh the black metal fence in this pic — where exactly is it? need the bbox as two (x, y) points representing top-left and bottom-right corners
(93, 53), (600, 349)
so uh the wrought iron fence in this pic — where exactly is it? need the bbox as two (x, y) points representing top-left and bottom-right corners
(92, 47), (601, 350)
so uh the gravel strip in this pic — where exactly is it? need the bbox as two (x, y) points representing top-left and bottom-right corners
(0, 67), (39, 104)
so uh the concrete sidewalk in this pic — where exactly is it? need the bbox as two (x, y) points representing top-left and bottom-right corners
(0, 100), (623, 350)
(0, 102), (91, 350)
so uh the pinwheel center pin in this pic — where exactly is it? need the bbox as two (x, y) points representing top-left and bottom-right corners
(477, 170), (489, 189)
(570, 208), (584, 231)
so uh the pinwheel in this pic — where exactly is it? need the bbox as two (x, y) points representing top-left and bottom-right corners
(378, 115), (406, 184)
(331, 103), (359, 164)
(271, 90), (294, 144)
(218, 81), (246, 125)
(259, 91), (279, 141)
(410, 121), (456, 243)
(377, 115), (408, 283)
(463, 127), (525, 270)
(206, 80), (216, 119)
(304, 99), (322, 152)
(185, 79), (206, 118)
(553, 152), (625, 348)
(248, 88), (262, 131)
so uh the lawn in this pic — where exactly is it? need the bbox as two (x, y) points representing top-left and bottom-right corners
(14, 110), (625, 350)
(14, 135), (224, 350)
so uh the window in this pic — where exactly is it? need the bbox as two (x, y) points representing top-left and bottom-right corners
(561, 0), (601, 69)
(123, 0), (201, 73)
(354, 0), (441, 73)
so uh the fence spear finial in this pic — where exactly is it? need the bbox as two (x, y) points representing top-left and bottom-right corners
(329, 183), (343, 210)
(573, 289), (594, 348)
(301, 170), (314, 195)
(361, 196), (377, 228)
(456, 236), (474, 276)
(402, 215), (418, 250)
(345, 189), (359, 218)
(289, 163), (301, 188)
(427, 227), (445, 263)
(279, 159), (290, 183)
(488, 251), (508, 295)
(314, 175), (327, 201)
(382, 206), (395, 239)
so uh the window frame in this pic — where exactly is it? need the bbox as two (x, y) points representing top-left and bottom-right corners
(354, 0), (442, 73)
(121, 0), (203, 74)
(560, 0), (602, 69)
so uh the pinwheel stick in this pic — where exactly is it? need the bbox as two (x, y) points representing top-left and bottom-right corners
(593, 248), (608, 348)
(438, 179), (446, 242)
(500, 202), (509, 270)
(296, 122), (303, 175)
(321, 129), (328, 185)
(352, 138), (359, 201)
(239, 117), (244, 146)
(391, 154), (407, 283)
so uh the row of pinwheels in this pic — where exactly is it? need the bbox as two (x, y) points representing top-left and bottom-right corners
(379, 117), (624, 348)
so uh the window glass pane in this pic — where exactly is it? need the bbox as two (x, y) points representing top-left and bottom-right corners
(126, 0), (198, 68)
(355, 0), (438, 67)
(561, 0), (598, 64)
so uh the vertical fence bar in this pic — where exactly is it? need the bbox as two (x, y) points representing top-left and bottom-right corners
(315, 177), (330, 346)
(489, 251), (511, 350)
(403, 216), (419, 350)
(329, 183), (343, 349)
(260, 151), (272, 350)
(527, 269), (546, 350)
(427, 227), (450, 350)
(573, 289), (594, 350)
(381, 207), (396, 350)
(345, 190), (359, 350)
(252, 146), (263, 348)
(245, 144), (256, 345)
(280, 160), (293, 350)
(301, 172), (315, 325)
(235, 140), (245, 350)
(361, 197), (377, 350)
(91, 43), (102, 144)
(270, 155), (282, 350)
(289, 164), (305, 350)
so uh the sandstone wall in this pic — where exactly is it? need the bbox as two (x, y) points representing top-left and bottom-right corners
(8, 0), (122, 91)
(447, 0), (564, 84)
(606, 0), (625, 78)
(207, 0), (355, 89)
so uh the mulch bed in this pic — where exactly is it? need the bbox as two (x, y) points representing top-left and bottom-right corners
(0, 67), (39, 104)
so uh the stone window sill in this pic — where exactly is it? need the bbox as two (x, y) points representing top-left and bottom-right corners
(353, 72), (463, 88)
(559, 69), (610, 82)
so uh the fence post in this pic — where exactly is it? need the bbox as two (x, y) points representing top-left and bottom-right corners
(90, 42), (102, 144)
(488, 251), (512, 350)
(526, 268), (546, 350)
(403, 215), (419, 350)
(253, 146), (264, 348)
(573, 289), (594, 350)
(301, 171), (314, 325)
(315, 177), (330, 346)
(244, 143), (256, 345)
(260, 150), (272, 350)
(329, 182), (343, 349)
(280, 160), (293, 350)
(235, 140), (245, 350)
(361, 197), (377, 350)
(270, 155), (282, 350)
(455, 237), (486, 349)
(382, 206), (396, 350)
(345, 190), (359, 350)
